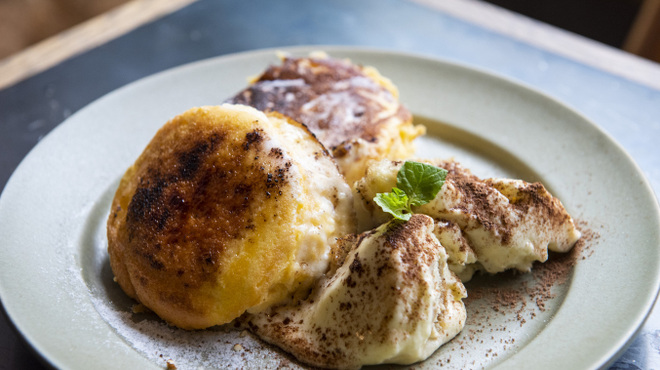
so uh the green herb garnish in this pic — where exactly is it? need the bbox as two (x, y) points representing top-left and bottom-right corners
(373, 161), (447, 221)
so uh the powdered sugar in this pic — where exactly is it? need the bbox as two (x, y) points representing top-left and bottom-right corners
(81, 185), (589, 369)
(89, 298), (299, 369)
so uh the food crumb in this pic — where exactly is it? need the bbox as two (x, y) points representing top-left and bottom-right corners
(132, 304), (150, 314)
(233, 343), (244, 351)
(165, 359), (177, 369)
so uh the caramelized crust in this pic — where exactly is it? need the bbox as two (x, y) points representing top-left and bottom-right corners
(107, 105), (355, 329)
(228, 54), (425, 184)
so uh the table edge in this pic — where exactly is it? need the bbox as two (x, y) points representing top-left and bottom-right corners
(0, 0), (198, 90)
(412, 0), (660, 90)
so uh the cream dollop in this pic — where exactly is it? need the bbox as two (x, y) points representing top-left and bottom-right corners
(354, 159), (581, 281)
(247, 214), (467, 369)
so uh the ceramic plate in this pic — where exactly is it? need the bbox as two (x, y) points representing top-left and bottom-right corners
(1, 47), (658, 369)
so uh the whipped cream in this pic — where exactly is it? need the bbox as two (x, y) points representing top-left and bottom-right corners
(354, 160), (581, 281)
(247, 214), (467, 368)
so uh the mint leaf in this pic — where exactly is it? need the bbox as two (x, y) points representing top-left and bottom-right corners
(374, 188), (412, 221)
(373, 161), (447, 221)
(396, 161), (447, 207)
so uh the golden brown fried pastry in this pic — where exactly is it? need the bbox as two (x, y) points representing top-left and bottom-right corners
(228, 53), (425, 185)
(107, 104), (355, 329)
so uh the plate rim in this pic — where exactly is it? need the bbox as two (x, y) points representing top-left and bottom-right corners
(1, 45), (659, 369)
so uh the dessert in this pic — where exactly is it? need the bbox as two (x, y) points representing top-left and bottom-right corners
(227, 53), (425, 185)
(247, 214), (466, 369)
(105, 53), (583, 369)
(354, 159), (581, 281)
(107, 104), (355, 329)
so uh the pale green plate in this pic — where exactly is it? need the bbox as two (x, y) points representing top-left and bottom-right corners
(1, 47), (658, 369)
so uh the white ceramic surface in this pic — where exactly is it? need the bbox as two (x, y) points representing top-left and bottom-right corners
(0, 47), (658, 369)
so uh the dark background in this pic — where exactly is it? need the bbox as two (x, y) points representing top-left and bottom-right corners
(483, 0), (642, 48)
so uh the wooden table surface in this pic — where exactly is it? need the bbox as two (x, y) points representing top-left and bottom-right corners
(2, 0), (659, 91)
(0, 0), (658, 368)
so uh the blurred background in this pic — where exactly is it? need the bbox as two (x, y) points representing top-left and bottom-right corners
(0, 0), (127, 60)
(483, 0), (660, 62)
(0, 0), (658, 62)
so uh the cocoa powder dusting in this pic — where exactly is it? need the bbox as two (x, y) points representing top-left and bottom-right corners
(436, 220), (599, 368)
(527, 219), (599, 310)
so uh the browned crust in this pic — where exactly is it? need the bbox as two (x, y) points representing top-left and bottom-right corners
(107, 107), (300, 328)
(227, 56), (412, 150)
